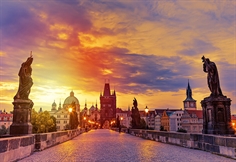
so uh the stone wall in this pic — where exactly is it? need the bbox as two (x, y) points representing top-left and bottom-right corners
(0, 135), (34, 162)
(113, 128), (236, 159)
(0, 128), (85, 162)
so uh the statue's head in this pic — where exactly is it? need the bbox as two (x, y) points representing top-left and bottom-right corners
(206, 58), (210, 63)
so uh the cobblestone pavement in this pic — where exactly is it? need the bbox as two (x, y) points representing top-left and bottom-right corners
(19, 129), (235, 162)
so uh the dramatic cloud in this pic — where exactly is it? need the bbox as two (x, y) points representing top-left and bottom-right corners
(0, 0), (235, 113)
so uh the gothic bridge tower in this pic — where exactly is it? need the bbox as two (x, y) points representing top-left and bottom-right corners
(100, 82), (116, 128)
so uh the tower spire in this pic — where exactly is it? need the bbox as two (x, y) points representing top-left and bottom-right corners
(103, 82), (111, 96)
(186, 80), (192, 100)
(183, 80), (196, 110)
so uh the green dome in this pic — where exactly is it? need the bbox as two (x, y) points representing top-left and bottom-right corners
(63, 91), (80, 107)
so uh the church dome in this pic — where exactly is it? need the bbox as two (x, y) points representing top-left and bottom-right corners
(52, 101), (57, 107)
(63, 91), (80, 107)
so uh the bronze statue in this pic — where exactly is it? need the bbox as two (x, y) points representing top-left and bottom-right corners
(14, 53), (33, 100)
(202, 56), (223, 97)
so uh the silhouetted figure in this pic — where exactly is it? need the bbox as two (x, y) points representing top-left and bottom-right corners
(202, 56), (223, 97)
(116, 115), (120, 128)
(119, 125), (121, 133)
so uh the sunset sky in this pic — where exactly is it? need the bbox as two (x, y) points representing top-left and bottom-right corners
(0, 0), (235, 114)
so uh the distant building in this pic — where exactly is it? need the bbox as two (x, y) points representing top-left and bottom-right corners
(0, 110), (13, 129)
(181, 110), (203, 133)
(169, 110), (184, 131)
(49, 91), (80, 131)
(88, 103), (100, 126)
(155, 108), (182, 131)
(38, 107), (43, 113)
(147, 111), (155, 129)
(161, 111), (174, 131)
(183, 81), (196, 110)
(154, 115), (161, 131)
(116, 108), (132, 128)
(100, 82), (116, 128)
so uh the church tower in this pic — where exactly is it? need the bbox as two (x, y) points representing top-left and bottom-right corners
(183, 80), (196, 110)
(51, 100), (57, 111)
(100, 82), (116, 128)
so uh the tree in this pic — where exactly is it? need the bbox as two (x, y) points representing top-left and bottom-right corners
(31, 109), (38, 133)
(0, 125), (8, 135)
(139, 118), (147, 129)
(48, 116), (57, 132)
(31, 109), (56, 133)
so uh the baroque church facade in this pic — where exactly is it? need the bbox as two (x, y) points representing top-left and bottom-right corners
(49, 91), (80, 131)
(100, 82), (116, 128)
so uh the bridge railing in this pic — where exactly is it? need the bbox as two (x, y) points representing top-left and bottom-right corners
(0, 128), (85, 162)
(112, 128), (236, 160)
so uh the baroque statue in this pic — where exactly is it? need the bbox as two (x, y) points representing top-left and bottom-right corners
(202, 56), (223, 97)
(14, 53), (33, 100)
(131, 98), (141, 129)
(201, 56), (234, 135)
(10, 52), (34, 135)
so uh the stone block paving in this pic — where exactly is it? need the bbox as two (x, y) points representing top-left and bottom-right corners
(19, 129), (234, 162)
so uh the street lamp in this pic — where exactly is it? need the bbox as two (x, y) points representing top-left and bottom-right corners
(145, 106), (149, 129)
(68, 108), (72, 113)
(68, 107), (72, 130)
(83, 116), (86, 129)
(120, 117), (123, 127)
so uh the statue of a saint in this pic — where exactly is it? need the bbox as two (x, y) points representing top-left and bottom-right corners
(131, 97), (141, 128)
(133, 98), (138, 108)
(14, 54), (33, 100)
(202, 56), (223, 97)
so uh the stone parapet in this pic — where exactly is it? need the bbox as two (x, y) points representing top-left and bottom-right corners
(35, 129), (83, 151)
(0, 135), (34, 162)
(112, 128), (236, 159)
(0, 128), (85, 162)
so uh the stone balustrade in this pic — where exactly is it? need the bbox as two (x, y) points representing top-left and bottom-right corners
(112, 128), (236, 160)
(0, 128), (85, 162)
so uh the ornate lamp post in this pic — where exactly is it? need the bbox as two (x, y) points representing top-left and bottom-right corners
(145, 106), (149, 129)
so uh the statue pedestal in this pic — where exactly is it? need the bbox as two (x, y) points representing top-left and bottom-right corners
(10, 99), (33, 135)
(201, 96), (235, 135)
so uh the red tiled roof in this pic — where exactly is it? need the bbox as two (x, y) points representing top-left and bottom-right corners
(186, 110), (203, 119)
(0, 113), (13, 121)
(0, 113), (13, 117)
(231, 115), (236, 120)
(116, 108), (123, 113)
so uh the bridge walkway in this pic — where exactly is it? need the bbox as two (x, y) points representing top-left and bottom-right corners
(19, 129), (234, 162)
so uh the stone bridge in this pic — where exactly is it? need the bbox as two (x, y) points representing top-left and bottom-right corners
(1, 129), (236, 162)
